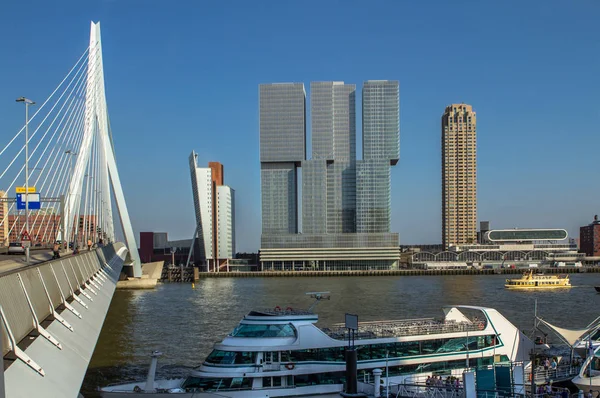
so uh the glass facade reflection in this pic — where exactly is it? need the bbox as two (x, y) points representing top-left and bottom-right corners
(356, 159), (391, 233)
(259, 83), (306, 163)
(362, 80), (400, 164)
(261, 163), (298, 234)
(301, 159), (327, 234)
(259, 84), (305, 235)
(259, 81), (400, 270)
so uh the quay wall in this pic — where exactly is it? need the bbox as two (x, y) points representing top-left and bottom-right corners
(195, 267), (599, 278)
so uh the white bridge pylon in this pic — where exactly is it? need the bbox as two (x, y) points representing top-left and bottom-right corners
(63, 21), (142, 277)
(0, 21), (141, 276)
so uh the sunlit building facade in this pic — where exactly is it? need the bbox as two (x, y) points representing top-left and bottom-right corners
(442, 103), (477, 249)
(189, 152), (236, 271)
(259, 83), (306, 236)
(357, 81), (399, 233)
(259, 81), (400, 270)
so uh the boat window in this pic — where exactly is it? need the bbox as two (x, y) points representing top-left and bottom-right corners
(181, 376), (252, 391)
(205, 350), (256, 364)
(591, 356), (600, 372)
(293, 371), (346, 387)
(396, 341), (421, 356)
(231, 323), (297, 338)
(287, 336), (498, 364)
(263, 376), (282, 387)
(434, 336), (479, 353)
(290, 348), (345, 362)
(358, 356), (497, 378)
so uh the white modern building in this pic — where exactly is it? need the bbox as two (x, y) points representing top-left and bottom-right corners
(412, 228), (581, 266)
(189, 151), (236, 271)
(217, 185), (235, 259)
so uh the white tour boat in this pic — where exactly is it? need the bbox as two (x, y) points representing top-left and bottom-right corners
(99, 299), (532, 397)
(572, 344), (600, 393)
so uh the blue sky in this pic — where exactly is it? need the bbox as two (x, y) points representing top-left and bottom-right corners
(0, 1), (598, 251)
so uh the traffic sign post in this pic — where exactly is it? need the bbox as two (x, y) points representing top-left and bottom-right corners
(21, 231), (31, 247)
(16, 193), (41, 210)
(15, 186), (36, 194)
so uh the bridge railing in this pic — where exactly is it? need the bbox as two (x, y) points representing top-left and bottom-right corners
(0, 243), (125, 375)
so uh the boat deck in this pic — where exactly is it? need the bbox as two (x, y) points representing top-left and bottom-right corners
(322, 317), (486, 340)
(248, 308), (315, 316)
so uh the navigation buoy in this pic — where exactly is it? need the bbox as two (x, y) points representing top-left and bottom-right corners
(192, 282), (195, 289)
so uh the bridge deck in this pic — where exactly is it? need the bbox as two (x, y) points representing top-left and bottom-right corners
(1, 243), (127, 398)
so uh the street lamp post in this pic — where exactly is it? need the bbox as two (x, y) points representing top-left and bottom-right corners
(16, 97), (35, 264)
(65, 150), (77, 249)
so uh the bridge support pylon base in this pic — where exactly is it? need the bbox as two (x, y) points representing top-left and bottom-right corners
(116, 261), (163, 290)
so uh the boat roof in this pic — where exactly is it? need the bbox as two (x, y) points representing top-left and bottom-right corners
(247, 308), (315, 317)
(537, 317), (600, 346)
(442, 305), (495, 312)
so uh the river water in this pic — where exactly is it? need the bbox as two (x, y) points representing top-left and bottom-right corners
(81, 274), (600, 395)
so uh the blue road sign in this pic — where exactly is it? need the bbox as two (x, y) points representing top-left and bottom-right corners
(16, 193), (41, 210)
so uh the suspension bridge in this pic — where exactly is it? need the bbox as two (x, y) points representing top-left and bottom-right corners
(0, 21), (144, 397)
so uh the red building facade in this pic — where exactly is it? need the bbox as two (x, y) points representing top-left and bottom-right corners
(580, 215), (600, 257)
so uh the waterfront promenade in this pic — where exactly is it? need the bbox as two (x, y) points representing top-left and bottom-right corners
(196, 266), (598, 278)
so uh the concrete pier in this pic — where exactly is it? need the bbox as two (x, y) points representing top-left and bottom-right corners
(160, 265), (199, 283)
(116, 261), (164, 289)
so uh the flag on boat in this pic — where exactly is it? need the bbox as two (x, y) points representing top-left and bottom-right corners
(589, 338), (595, 359)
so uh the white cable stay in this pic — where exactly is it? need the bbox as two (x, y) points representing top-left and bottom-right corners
(0, 51), (91, 182)
(24, 103), (86, 240)
(30, 99), (88, 240)
(8, 110), (86, 240)
(0, 47), (94, 168)
(0, 46), (91, 159)
(0, 51), (101, 237)
(4, 97), (87, 239)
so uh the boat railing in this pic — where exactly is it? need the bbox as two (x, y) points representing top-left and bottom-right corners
(384, 381), (466, 398)
(323, 318), (486, 340)
(249, 308), (315, 316)
(524, 364), (581, 384)
(529, 386), (585, 398)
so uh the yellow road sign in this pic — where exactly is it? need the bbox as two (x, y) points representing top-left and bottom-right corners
(16, 186), (36, 193)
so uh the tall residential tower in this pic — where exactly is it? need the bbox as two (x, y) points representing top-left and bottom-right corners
(189, 152), (236, 271)
(441, 103), (477, 248)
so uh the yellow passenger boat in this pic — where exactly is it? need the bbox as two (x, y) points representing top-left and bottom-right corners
(505, 270), (571, 289)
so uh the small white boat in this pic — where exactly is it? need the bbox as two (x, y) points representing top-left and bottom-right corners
(99, 295), (532, 397)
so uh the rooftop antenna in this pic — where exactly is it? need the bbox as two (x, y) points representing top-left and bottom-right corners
(306, 291), (330, 312)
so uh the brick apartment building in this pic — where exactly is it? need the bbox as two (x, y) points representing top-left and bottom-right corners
(580, 215), (600, 257)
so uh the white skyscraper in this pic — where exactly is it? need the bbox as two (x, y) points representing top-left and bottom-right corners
(189, 151), (235, 270)
(217, 185), (235, 259)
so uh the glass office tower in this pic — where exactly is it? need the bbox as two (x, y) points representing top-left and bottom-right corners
(304, 82), (356, 234)
(259, 83), (306, 235)
(259, 81), (400, 271)
(362, 80), (400, 164)
(357, 80), (399, 233)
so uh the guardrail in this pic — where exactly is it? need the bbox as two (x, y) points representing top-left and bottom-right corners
(0, 243), (124, 376)
(525, 365), (581, 384)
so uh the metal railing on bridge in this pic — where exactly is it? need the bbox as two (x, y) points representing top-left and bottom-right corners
(1, 243), (123, 376)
